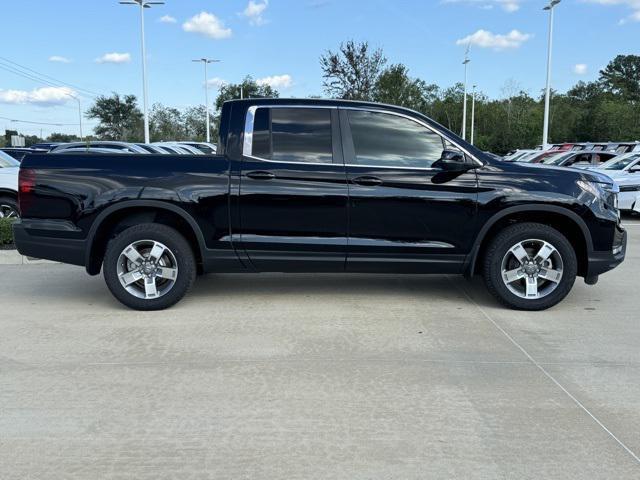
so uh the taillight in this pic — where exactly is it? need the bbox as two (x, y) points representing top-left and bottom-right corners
(18, 168), (36, 214)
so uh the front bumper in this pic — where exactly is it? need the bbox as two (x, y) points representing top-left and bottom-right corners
(586, 227), (627, 277)
(12, 220), (86, 267)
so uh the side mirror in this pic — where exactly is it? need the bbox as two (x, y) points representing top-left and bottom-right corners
(432, 150), (474, 172)
(629, 166), (640, 173)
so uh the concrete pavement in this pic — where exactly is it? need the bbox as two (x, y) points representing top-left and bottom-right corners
(1, 218), (639, 479)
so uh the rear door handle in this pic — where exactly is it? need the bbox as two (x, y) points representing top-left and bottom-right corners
(352, 175), (383, 186)
(246, 171), (276, 180)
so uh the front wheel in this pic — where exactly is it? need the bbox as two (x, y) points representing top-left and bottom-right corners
(483, 222), (577, 311)
(103, 223), (196, 310)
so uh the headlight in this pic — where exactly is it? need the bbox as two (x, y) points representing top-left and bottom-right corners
(577, 179), (618, 212)
(577, 179), (607, 198)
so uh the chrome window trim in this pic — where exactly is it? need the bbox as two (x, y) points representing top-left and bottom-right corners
(242, 103), (484, 169)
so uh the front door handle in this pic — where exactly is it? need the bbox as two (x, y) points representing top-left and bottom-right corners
(352, 175), (383, 186)
(246, 171), (276, 180)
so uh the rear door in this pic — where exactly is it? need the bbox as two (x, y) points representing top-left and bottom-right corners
(238, 106), (348, 272)
(340, 108), (479, 273)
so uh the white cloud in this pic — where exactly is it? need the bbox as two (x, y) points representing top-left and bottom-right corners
(206, 77), (227, 89)
(456, 29), (532, 50)
(96, 52), (131, 64)
(48, 55), (71, 64)
(159, 14), (177, 23)
(257, 74), (293, 89)
(583, 0), (640, 24)
(242, 0), (269, 26)
(443, 0), (522, 13)
(0, 86), (76, 106)
(574, 63), (588, 75)
(183, 12), (232, 39)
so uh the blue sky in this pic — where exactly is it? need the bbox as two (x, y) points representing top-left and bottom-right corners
(1, 0), (638, 137)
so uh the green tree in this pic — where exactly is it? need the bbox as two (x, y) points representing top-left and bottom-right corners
(214, 76), (279, 111)
(320, 40), (386, 100)
(86, 93), (144, 141)
(374, 64), (438, 112)
(599, 55), (640, 102)
(47, 132), (79, 143)
(183, 105), (216, 141)
(150, 103), (184, 141)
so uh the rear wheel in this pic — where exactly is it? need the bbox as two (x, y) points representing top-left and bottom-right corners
(0, 196), (19, 219)
(103, 223), (196, 310)
(483, 222), (577, 311)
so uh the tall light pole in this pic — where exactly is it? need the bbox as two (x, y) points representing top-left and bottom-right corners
(462, 44), (471, 141)
(192, 58), (220, 143)
(542, 0), (561, 149)
(471, 85), (476, 146)
(119, 0), (164, 144)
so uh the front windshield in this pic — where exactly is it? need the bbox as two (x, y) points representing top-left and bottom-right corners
(600, 153), (640, 170)
(0, 150), (20, 167)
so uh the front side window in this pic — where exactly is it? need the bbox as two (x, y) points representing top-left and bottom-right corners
(251, 108), (333, 164)
(347, 110), (445, 168)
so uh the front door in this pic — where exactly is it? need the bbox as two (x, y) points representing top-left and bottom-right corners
(340, 108), (479, 273)
(238, 106), (348, 272)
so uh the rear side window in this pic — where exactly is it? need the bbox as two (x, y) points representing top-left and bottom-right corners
(347, 110), (445, 168)
(252, 108), (333, 164)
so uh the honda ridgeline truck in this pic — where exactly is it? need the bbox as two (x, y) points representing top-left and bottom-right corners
(13, 99), (627, 310)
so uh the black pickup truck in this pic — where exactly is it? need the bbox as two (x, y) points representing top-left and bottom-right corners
(13, 99), (626, 311)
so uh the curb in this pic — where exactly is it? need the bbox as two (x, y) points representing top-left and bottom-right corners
(0, 250), (58, 265)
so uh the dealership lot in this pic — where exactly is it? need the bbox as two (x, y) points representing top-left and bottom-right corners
(0, 218), (638, 479)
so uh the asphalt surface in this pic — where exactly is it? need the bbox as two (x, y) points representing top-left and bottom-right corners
(1, 217), (639, 479)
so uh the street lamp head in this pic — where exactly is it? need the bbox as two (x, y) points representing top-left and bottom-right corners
(543, 0), (561, 10)
(119, 0), (165, 6)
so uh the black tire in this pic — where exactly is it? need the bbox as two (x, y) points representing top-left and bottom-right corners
(103, 223), (196, 311)
(483, 222), (577, 311)
(0, 195), (19, 219)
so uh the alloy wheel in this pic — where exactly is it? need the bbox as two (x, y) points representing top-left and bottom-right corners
(116, 240), (178, 300)
(500, 238), (564, 299)
(0, 204), (18, 219)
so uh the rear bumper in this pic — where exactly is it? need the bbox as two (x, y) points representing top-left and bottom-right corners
(12, 220), (86, 267)
(586, 227), (627, 277)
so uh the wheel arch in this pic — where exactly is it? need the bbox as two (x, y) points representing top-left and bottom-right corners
(465, 205), (593, 278)
(85, 200), (207, 275)
(0, 188), (17, 199)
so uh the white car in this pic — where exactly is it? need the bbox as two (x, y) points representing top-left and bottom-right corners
(587, 152), (640, 213)
(588, 151), (640, 175)
(0, 150), (19, 218)
(614, 175), (640, 213)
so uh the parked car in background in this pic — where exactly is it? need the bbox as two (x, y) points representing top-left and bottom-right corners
(177, 142), (217, 154)
(135, 144), (168, 154)
(503, 149), (537, 162)
(519, 150), (559, 163)
(13, 98), (626, 312)
(614, 175), (640, 213)
(51, 142), (150, 154)
(29, 142), (63, 151)
(542, 151), (617, 168)
(1, 148), (47, 162)
(548, 143), (576, 153)
(50, 147), (135, 155)
(151, 143), (192, 154)
(0, 150), (19, 218)
(589, 152), (640, 174)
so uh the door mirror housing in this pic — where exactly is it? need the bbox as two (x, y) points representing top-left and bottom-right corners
(629, 166), (640, 173)
(433, 150), (475, 172)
